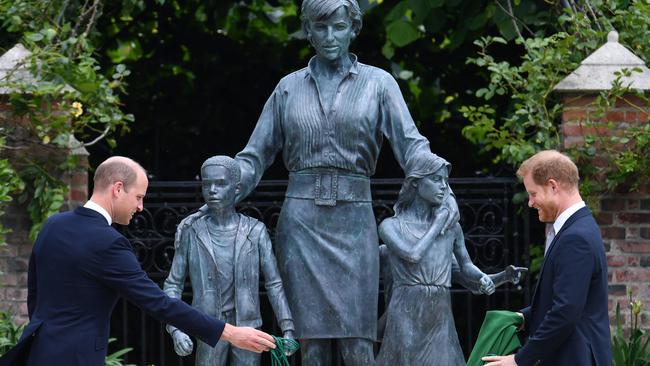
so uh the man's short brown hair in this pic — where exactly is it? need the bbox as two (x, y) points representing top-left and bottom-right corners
(93, 157), (145, 191)
(516, 150), (579, 189)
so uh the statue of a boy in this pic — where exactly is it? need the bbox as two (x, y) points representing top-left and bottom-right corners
(163, 155), (295, 365)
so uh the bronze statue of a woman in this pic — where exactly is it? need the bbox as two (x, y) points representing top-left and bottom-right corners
(191, 1), (457, 364)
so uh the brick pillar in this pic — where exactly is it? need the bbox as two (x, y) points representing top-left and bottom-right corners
(560, 93), (650, 328)
(0, 200), (31, 322)
(0, 106), (89, 324)
(0, 43), (90, 323)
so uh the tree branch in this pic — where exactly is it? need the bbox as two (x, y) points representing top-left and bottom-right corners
(81, 0), (102, 39)
(56, 0), (71, 27)
(584, 0), (603, 31)
(506, 0), (523, 40)
(71, 0), (92, 38)
(81, 125), (111, 147)
(568, 0), (578, 13)
(494, 0), (535, 38)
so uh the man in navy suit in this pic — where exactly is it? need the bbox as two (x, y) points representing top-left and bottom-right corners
(483, 150), (611, 366)
(0, 156), (275, 366)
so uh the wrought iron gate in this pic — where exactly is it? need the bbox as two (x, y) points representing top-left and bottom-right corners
(112, 177), (531, 365)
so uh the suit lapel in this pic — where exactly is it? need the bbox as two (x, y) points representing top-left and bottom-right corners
(544, 207), (590, 260)
(530, 207), (591, 303)
(194, 217), (218, 266)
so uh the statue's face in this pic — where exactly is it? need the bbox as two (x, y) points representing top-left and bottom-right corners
(416, 168), (449, 206)
(201, 165), (238, 210)
(307, 6), (354, 62)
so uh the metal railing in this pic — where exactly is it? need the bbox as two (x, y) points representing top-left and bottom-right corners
(112, 177), (531, 365)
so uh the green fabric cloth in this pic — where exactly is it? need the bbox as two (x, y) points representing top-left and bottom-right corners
(467, 310), (523, 366)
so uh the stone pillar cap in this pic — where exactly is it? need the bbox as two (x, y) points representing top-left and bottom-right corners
(0, 43), (73, 94)
(0, 44), (37, 94)
(68, 134), (90, 156)
(554, 30), (650, 92)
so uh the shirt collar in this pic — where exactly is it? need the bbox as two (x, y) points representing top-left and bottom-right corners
(84, 200), (112, 225)
(304, 53), (359, 79)
(553, 201), (585, 234)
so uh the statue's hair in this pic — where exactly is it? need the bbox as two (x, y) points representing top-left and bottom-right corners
(516, 150), (579, 190)
(301, 0), (362, 38)
(201, 155), (241, 184)
(93, 156), (145, 192)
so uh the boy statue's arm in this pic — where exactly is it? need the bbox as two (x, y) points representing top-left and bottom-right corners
(255, 222), (296, 355)
(163, 218), (194, 356)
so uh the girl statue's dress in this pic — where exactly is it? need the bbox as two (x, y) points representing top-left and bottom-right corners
(377, 220), (469, 365)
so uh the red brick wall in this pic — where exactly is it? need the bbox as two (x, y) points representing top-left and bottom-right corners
(0, 105), (88, 324)
(561, 93), (650, 328)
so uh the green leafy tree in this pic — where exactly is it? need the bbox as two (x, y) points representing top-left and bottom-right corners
(0, 0), (134, 240)
(86, 0), (556, 180)
(460, 0), (650, 198)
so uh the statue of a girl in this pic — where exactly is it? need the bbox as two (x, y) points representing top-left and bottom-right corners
(376, 151), (524, 365)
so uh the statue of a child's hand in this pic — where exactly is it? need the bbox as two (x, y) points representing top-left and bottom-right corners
(441, 194), (460, 235)
(478, 275), (495, 295)
(282, 330), (297, 356)
(171, 329), (194, 356)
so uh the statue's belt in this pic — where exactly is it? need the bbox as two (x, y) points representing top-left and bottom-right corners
(286, 170), (372, 206)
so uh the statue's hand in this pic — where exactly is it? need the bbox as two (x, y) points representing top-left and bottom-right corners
(441, 194), (460, 235)
(478, 274), (495, 295)
(428, 207), (449, 238)
(282, 330), (297, 357)
(179, 205), (209, 228)
(505, 265), (528, 285)
(171, 330), (194, 356)
(489, 265), (528, 288)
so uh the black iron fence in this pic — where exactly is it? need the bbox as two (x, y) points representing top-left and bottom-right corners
(112, 177), (531, 365)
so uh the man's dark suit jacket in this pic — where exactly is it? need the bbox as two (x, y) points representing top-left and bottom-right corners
(0, 207), (225, 366)
(515, 206), (611, 366)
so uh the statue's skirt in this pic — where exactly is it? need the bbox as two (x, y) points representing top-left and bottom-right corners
(375, 285), (465, 365)
(275, 196), (379, 340)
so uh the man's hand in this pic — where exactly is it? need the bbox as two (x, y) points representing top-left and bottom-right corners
(220, 323), (276, 353)
(171, 329), (194, 356)
(282, 330), (297, 356)
(482, 354), (517, 366)
(516, 311), (525, 331)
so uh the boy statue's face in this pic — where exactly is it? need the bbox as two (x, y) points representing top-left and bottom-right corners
(201, 164), (238, 210)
